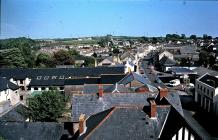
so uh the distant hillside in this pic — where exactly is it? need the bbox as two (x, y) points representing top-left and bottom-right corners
(0, 37), (36, 49)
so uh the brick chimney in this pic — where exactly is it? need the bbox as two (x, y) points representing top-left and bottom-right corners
(79, 114), (86, 135)
(98, 84), (103, 97)
(158, 87), (168, 99)
(149, 100), (157, 118)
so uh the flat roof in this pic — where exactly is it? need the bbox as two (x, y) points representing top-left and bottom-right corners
(169, 67), (196, 75)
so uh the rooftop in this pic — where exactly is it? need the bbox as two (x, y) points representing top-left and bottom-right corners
(198, 74), (218, 88)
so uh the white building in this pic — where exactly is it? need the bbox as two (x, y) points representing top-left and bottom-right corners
(195, 73), (218, 116)
(0, 77), (20, 113)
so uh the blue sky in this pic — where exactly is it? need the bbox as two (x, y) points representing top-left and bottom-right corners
(1, 0), (218, 39)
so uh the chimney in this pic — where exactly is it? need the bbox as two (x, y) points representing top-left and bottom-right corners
(98, 84), (103, 97)
(79, 114), (86, 135)
(158, 87), (168, 99)
(149, 100), (157, 118)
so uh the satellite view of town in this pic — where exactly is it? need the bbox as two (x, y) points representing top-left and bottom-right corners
(0, 0), (218, 140)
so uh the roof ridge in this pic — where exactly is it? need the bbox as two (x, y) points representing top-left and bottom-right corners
(84, 107), (116, 140)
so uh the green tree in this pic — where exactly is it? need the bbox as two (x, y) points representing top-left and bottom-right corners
(24, 90), (68, 122)
(199, 50), (209, 67)
(36, 53), (54, 67)
(112, 47), (120, 54)
(53, 50), (75, 65)
(0, 48), (27, 68)
(190, 35), (197, 40)
(69, 49), (79, 56)
(209, 55), (215, 67)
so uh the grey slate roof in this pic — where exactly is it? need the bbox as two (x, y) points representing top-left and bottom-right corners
(104, 83), (133, 93)
(193, 67), (218, 77)
(100, 74), (126, 84)
(0, 122), (69, 140)
(79, 106), (170, 140)
(0, 103), (27, 122)
(118, 72), (150, 85)
(0, 66), (125, 80)
(72, 93), (150, 121)
(0, 77), (19, 91)
(169, 67), (196, 75)
(159, 56), (176, 66)
(83, 85), (111, 94)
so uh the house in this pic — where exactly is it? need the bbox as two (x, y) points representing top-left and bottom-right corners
(0, 77), (20, 113)
(158, 50), (174, 61)
(159, 56), (177, 72)
(195, 73), (218, 116)
(0, 66), (125, 94)
(168, 67), (197, 84)
(71, 91), (150, 122)
(97, 57), (115, 66)
(74, 88), (211, 140)
(118, 72), (157, 92)
(119, 51), (135, 63)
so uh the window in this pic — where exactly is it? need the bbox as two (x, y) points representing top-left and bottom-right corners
(34, 87), (38, 90)
(20, 80), (23, 84)
(211, 91), (214, 97)
(207, 89), (209, 95)
(203, 87), (205, 92)
(20, 95), (23, 101)
(41, 87), (46, 90)
(198, 84), (199, 89)
(60, 87), (64, 90)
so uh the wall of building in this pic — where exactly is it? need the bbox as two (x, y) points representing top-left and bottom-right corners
(0, 89), (19, 106)
(195, 79), (217, 113)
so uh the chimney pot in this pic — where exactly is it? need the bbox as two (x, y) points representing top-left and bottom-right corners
(98, 84), (103, 97)
(79, 114), (86, 135)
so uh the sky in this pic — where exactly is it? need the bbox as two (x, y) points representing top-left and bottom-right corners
(1, 0), (218, 39)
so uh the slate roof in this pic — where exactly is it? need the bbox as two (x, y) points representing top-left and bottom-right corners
(71, 93), (151, 121)
(29, 79), (65, 86)
(169, 67), (196, 75)
(0, 77), (19, 91)
(120, 52), (135, 61)
(100, 74), (126, 84)
(0, 122), (69, 140)
(79, 106), (170, 140)
(0, 103), (27, 122)
(159, 56), (176, 66)
(180, 45), (197, 54)
(193, 67), (218, 77)
(103, 83), (133, 93)
(83, 85), (111, 94)
(0, 66), (125, 80)
(198, 73), (218, 88)
(118, 72), (150, 85)
(65, 78), (100, 85)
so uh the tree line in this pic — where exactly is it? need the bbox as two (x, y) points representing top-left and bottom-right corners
(0, 37), (95, 68)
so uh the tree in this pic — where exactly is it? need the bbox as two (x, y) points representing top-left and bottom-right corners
(36, 53), (54, 67)
(23, 90), (68, 122)
(190, 35), (197, 40)
(92, 52), (97, 58)
(112, 47), (120, 54)
(209, 55), (215, 67)
(199, 50), (209, 67)
(0, 48), (27, 68)
(53, 50), (75, 65)
(69, 49), (79, 56)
